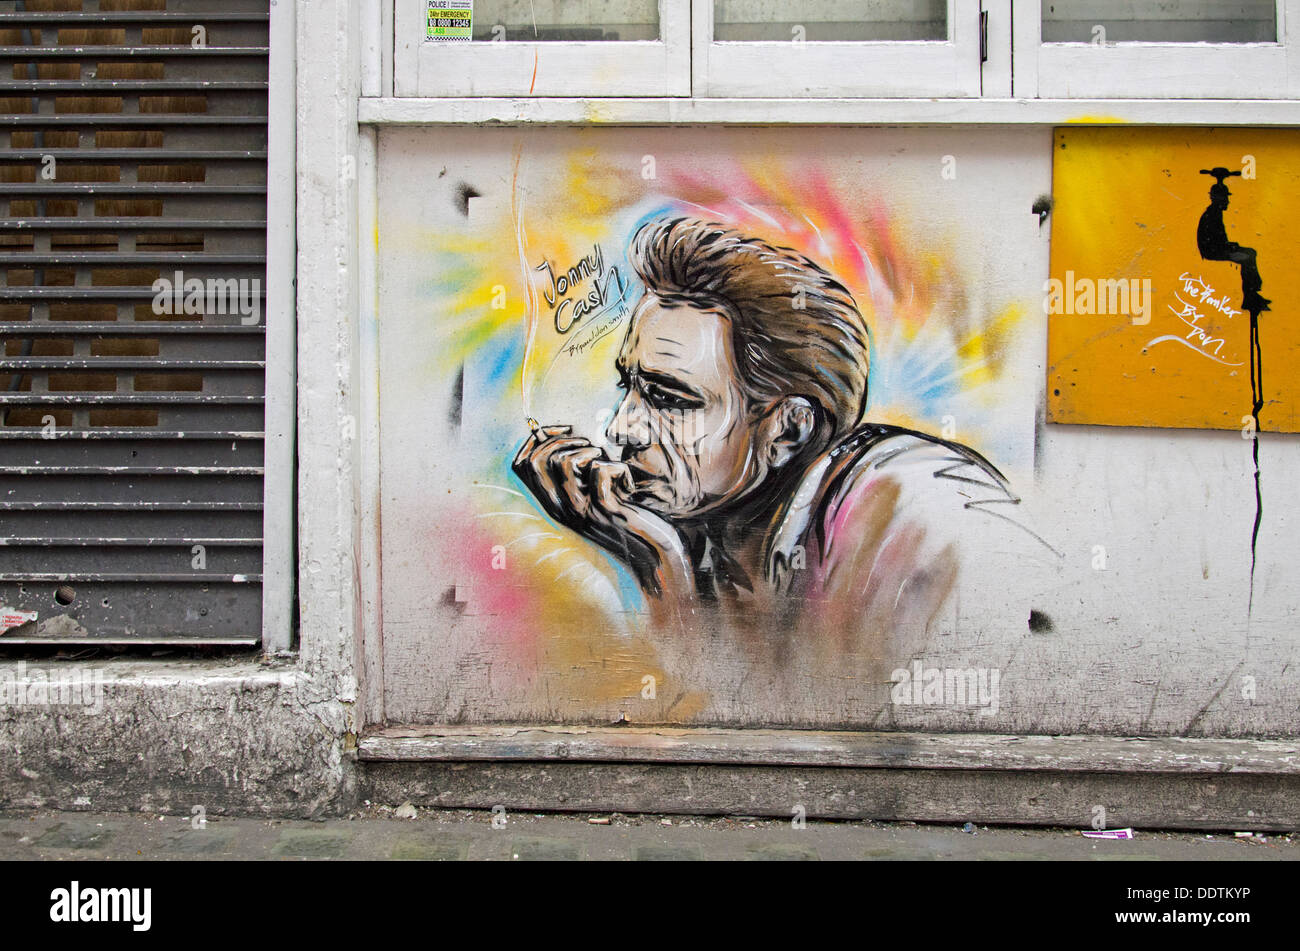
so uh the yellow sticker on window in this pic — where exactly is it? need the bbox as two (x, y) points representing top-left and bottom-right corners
(426, 0), (472, 42)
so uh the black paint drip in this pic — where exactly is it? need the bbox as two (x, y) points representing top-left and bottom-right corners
(1248, 308), (1263, 612)
(1197, 167), (1267, 611)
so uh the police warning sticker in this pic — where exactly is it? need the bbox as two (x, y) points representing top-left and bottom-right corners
(426, 0), (472, 41)
(1, 607), (38, 632)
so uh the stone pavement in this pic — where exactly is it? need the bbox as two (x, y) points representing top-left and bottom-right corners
(1, 807), (1296, 860)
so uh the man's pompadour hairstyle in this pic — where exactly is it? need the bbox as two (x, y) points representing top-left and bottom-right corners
(629, 216), (870, 454)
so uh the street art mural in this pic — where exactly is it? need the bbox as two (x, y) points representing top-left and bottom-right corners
(511, 215), (1035, 638)
(375, 128), (1056, 726)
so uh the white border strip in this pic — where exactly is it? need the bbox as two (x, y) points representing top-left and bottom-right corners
(262, 0), (298, 653)
(358, 96), (1300, 126)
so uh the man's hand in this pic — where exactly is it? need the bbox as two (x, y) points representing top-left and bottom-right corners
(512, 425), (694, 600)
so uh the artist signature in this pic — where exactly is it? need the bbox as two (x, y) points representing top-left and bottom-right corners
(1177, 272), (1240, 319)
(561, 304), (628, 358)
(1145, 272), (1244, 367)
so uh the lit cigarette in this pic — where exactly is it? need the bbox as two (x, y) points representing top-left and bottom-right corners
(526, 416), (541, 433)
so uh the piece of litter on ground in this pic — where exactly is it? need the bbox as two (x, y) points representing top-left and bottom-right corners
(962, 822), (976, 834)
(660, 819), (672, 826)
(1235, 831), (1254, 838)
(1081, 828), (1134, 839)
(393, 802), (417, 820)
(588, 817), (610, 825)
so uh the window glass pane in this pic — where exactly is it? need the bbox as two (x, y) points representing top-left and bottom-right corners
(713, 0), (947, 42)
(1041, 1), (1277, 44)
(468, 0), (660, 42)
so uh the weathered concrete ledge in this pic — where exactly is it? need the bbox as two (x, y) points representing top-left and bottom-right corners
(0, 658), (354, 818)
(359, 727), (1300, 830)
(360, 726), (1300, 774)
(359, 760), (1300, 831)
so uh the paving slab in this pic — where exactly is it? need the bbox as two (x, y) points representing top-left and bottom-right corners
(0, 809), (1294, 861)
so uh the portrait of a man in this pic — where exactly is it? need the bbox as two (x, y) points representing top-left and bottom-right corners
(514, 216), (1037, 639)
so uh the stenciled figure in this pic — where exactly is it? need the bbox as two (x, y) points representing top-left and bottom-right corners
(514, 217), (1041, 640)
(1195, 168), (1271, 597)
(1197, 167), (1270, 313)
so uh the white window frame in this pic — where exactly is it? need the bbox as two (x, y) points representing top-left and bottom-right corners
(392, 0), (690, 97)
(1015, 0), (1300, 99)
(264, 0), (298, 652)
(693, 0), (984, 98)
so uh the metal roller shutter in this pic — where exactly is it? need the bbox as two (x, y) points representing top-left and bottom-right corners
(0, 0), (269, 646)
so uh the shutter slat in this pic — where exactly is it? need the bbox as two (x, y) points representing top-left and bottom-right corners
(2, 538), (262, 545)
(0, 312), (264, 322)
(0, 394), (263, 404)
(0, 359), (262, 369)
(0, 46), (270, 57)
(0, 80), (265, 91)
(1, 152), (265, 160)
(0, 217), (266, 231)
(3, 185), (265, 195)
(0, 430), (262, 438)
(0, 12), (269, 23)
(1, 115), (267, 126)
(0, 252), (264, 264)
(0, 501), (262, 511)
(0, 466), (263, 474)
(0, 574), (262, 583)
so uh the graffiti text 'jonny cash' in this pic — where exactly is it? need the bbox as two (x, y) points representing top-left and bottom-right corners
(536, 244), (627, 334)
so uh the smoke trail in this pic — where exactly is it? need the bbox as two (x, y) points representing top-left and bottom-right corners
(511, 145), (539, 420)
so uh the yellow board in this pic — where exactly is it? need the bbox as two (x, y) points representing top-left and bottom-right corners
(1047, 127), (1299, 432)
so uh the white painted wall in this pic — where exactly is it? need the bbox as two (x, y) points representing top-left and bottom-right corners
(1018, 424), (1299, 735)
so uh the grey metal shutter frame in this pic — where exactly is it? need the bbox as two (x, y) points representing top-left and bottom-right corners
(0, 0), (271, 645)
